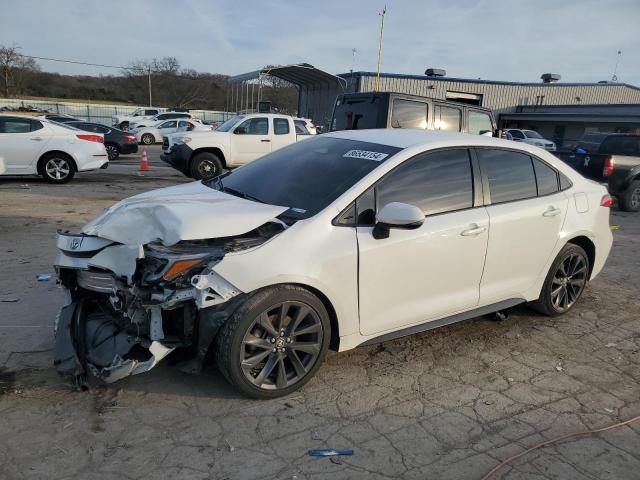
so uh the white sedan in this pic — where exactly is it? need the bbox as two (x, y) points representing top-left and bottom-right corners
(0, 115), (108, 183)
(505, 129), (556, 151)
(132, 119), (211, 145)
(54, 130), (612, 397)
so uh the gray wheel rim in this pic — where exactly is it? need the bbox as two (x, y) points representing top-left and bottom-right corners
(240, 301), (323, 390)
(45, 158), (70, 180)
(551, 254), (587, 312)
(105, 144), (118, 160)
(197, 160), (218, 178)
(631, 186), (640, 209)
(142, 134), (153, 145)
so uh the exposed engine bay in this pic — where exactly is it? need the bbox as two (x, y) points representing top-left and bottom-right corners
(53, 182), (288, 386)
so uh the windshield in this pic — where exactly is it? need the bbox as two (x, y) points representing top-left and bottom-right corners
(205, 136), (402, 219)
(216, 115), (244, 132)
(331, 96), (382, 131)
(524, 130), (543, 139)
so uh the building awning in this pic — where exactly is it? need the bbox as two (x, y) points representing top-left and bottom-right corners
(500, 112), (640, 123)
(228, 63), (347, 89)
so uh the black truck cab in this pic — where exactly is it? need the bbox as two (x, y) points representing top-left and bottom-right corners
(330, 91), (498, 136)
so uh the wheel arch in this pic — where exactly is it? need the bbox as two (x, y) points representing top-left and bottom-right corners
(289, 282), (340, 351)
(38, 150), (78, 172)
(191, 147), (227, 168)
(565, 234), (596, 279)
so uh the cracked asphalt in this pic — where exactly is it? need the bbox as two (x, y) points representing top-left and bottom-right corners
(1, 145), (639, 480)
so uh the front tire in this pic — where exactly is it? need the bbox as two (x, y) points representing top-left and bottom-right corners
(38, 153), (75, 184)
(529, 243), (589, 316)
(619, 181), (640, 212)
(215, 285), (331, 399)
(189, 152), (223, 180)
(141, 133), (155, 145)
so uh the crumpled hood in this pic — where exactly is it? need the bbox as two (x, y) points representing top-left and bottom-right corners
(82, 181), (288, 246)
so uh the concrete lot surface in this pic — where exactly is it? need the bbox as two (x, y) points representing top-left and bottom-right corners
(1, 146), (639, 480)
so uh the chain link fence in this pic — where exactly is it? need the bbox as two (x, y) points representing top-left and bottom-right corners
(0, 98), (235, 125)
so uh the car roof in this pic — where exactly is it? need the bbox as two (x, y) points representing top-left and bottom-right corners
(324, 128), (516, 149)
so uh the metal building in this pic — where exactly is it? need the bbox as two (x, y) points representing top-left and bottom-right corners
(231, 64), (640, 147)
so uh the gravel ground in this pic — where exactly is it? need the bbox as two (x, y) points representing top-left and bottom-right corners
(1, 146), (639, 480)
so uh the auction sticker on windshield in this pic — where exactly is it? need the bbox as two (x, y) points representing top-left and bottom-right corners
(343, 150), (389, 161)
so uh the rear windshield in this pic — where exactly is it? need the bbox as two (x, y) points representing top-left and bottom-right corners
(599, 136), (640, 156)
(331, 96), (382, 131)
(205, 136), (402, 219)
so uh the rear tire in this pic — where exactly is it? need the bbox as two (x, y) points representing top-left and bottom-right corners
(529, 243), (589, 317)
(105, 143), (120, 160)
(189, 152), (223, 180)
(619, 181), (640, 212)
(38, 153), (75, 184)
(215, 285), (330, 399)
(141, 133), (155, 145)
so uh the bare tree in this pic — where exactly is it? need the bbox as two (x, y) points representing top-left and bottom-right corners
(0, 44), (40, 98)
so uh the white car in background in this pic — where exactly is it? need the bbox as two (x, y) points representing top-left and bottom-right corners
(294, 118), (318, 135)
(132, 119), (212, 145)
(54, 130), (612, 397)
(0, 114), (108, 183)
(505, 129), (556, 151)
(111, 107), (164, 130)
(128, 112), (193, 131)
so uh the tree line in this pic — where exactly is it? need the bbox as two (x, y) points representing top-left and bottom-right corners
(0, 45), (298, 113)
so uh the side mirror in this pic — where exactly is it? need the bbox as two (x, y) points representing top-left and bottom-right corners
(372, 202), (425, 239)
(234, 126), (246, 134)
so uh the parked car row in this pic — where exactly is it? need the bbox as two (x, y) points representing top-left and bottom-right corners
(0, 114), (108, 183)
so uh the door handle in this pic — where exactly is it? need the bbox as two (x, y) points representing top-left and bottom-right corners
(543, 207), (562, 217)
(30, 137), (43, 141)
(460, 224), (486, 236)
(261, 139), (271, 142)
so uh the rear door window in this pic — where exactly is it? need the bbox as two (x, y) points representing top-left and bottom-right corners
(0, 117), (33, 133)
(390, 99), (428, 129)
(274, 118), (290, 135)
(468, 111), (494, 135)
(478, 149), (537, 203)
(434, 105), (461, 132)
(509, 130), (526, 139)
(376, 149), (474, 216)
(599, 136), (640, 156)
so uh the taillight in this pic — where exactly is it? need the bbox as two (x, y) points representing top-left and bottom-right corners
(602, 156), (614, 177)
(600, 194), (613, 207)
(123, 134), (136, 141)
(76, 134), (104, 143)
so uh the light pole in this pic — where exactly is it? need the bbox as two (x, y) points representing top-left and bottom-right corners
(375, 6), (386, 92)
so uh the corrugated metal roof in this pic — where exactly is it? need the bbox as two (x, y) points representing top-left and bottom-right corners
(229, 63), (347, 88)
(339, 71), (640, 90)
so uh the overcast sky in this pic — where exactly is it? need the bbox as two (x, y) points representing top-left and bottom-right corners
(1, 0), (639, 85)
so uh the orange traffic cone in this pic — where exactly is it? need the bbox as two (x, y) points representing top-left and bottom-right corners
(139, 148), (150, 172)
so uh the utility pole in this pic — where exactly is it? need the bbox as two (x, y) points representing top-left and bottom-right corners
(611, 50), (622, 82)
(375, 6), (386, 92)
(148, 66), (152, 106)
(351, 48), (357, 74)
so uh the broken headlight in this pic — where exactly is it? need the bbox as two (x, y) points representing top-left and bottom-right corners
(142, 242), (224, 285)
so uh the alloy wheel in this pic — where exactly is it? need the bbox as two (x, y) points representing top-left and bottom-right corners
(105, 144), (118, 160)
(197, 160), (218, 179)
(551, 253), (587, 312)
(142, 134), (154, 145)
(240, 301), (323, 390)
(45, 158), (71, 181)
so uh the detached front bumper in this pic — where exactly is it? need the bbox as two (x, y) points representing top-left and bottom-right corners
(160, 144), (193, 176)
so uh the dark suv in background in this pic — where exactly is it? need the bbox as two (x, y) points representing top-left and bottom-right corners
(330, 91), (497, 136)
(557, 134), (640, 211)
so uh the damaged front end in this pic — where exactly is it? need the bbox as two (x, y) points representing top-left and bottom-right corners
(53, 221), (283, 386)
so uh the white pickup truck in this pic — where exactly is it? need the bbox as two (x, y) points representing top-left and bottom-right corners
(111, 107), (165, 130)
(161, 113), (309, 179)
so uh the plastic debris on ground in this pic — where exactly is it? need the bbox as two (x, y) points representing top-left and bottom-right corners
(308, 449), (354, 457)
(36, 273), (53, 282)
